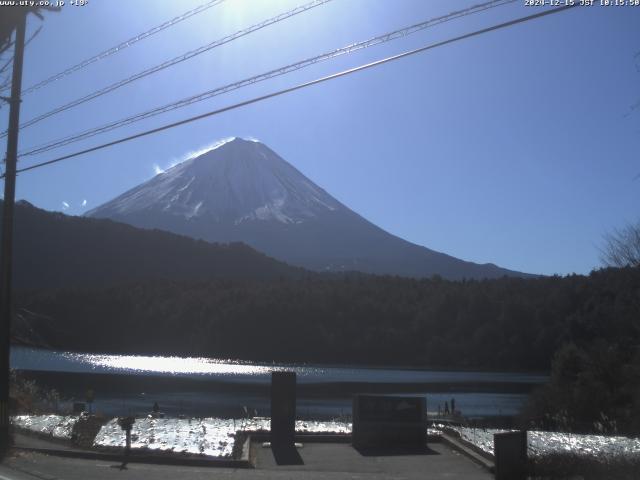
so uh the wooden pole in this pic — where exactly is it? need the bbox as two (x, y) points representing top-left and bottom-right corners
(0, 8), (27, 453)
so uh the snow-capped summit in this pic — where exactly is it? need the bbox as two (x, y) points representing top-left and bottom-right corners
(89, 137), (341, 225)
(87, 137), (531, 280)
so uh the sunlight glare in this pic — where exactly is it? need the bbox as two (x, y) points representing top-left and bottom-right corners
(72, 351), (282, 377)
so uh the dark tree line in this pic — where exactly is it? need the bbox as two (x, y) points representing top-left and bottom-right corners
(13, 266), (640, 371)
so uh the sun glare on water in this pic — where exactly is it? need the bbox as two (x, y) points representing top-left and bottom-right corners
(70, 352), (278, 377)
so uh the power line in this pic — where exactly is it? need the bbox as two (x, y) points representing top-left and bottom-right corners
(3, 0), (332, 136)
(19, 0), (514, 155)
(19, 0), (516, 158)
(9, 3), (577, 178)
(0, 0), (227, 96)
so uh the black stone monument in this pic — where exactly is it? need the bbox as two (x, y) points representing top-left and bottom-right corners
(352, 394), (426, 451)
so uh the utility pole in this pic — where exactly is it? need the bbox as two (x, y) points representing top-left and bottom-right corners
(0, 9), (27, 453)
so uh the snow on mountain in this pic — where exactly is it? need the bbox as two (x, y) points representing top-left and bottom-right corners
(87, 137), (532, 280)
(90, 137), (341, 225)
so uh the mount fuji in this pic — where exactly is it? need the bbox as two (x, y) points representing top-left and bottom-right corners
(86, 137), (530, 279)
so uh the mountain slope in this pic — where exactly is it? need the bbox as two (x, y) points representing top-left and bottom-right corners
(4, 200), (302, 291)
(87, 137), (532, 280)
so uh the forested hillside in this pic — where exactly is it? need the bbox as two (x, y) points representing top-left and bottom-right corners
(3, 200), (303, 290)
(14, 266), (640, 371)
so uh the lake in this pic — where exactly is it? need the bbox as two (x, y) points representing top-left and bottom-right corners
(11, 346), (548, 419)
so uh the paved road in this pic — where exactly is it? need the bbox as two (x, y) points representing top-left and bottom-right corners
(0, 442), (492, 480)
(255, 442), (492, 479)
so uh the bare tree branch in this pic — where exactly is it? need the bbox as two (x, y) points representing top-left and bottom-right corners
(601, 221), (640, 268)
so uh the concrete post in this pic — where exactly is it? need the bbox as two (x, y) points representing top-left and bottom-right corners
(271, 371), (296, 447)
(494, 430), (527, 480)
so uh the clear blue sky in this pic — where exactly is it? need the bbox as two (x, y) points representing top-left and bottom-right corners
(1, 0), (639, 276)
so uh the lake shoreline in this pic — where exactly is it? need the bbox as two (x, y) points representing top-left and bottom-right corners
(20, 369), (542, 397)
(11, 346), (545, 418)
